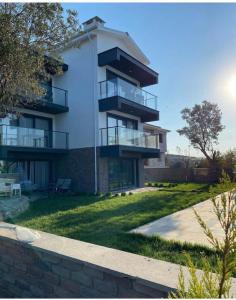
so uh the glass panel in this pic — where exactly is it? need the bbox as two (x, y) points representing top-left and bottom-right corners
(35, 118), (52, 147)
(108, 158), (136, 191)
(99, 127), (158, 148)
(0, 125), (67, 149)
(19, 116), (34, 128)
(98, 78), (158, 110)
(107, 116), (117, 127)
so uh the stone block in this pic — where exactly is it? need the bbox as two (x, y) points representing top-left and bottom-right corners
(0, 254), (14, 266)
(42, 251), (61, 264)
(54, 286), (78, 298)
(133, 281), (167, 298)
(14, 261), (27, 272)
(118, 286), (147, 298)
(83, 264), (104, 279)
(79, 285), (104, 298)
(103, 272), (133, 289)
(93, 278), (118, 296)
(43, 271), (60, 285)
(60, 278), (80, 294)
(71, 271), (92, 287)
(61, 258), (83, 271)
(52, 265), (70, 279)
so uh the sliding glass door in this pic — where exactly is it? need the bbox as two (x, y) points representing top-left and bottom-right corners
(108, 158), (137, 191)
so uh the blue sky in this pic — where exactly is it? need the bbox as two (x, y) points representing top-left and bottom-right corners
(63, 3), (236, 156)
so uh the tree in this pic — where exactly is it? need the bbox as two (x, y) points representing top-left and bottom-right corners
(220, 149), (236, 181)
(170, 174), (236, 298)
(0, 3), (79, 115)
(177, 101), (224, 166)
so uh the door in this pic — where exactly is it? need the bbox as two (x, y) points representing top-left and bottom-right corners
(108, 158), (137, 191)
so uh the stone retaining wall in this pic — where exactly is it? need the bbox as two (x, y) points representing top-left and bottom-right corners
(0, 223), (235, 298)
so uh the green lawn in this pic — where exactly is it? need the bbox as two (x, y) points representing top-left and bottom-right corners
(10, 183), (227, 269)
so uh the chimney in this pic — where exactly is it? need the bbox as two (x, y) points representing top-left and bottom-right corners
(82, 16), (105, 32)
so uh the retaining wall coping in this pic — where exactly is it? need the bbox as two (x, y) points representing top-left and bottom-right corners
(0, 222), (236, 296)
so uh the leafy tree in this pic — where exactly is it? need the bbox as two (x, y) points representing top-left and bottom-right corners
(170, 173), (236, 298)
(177, 101), (224, 166)
(220, 149), (236, 181)
(0, 3), (79, 115)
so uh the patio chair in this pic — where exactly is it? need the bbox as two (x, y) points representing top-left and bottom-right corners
(55, 178), (72, 193)
(0, 183), (10, 197)
(11, 184), (21, 198)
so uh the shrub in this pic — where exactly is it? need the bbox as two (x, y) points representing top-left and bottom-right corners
(96, 192), (103, 197)
(147, 182), (152, 187)
(105, 192), (113, 198)
(129, 192), (133, 195)
(114, 193), (119, 197)
(170, 173), (236, 298)
(121, 192), (126, 196)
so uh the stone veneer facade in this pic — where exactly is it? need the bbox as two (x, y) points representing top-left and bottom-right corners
(55, 147), (145, 193)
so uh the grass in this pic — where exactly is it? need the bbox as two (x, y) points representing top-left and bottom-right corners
(9, 182), (229, 270)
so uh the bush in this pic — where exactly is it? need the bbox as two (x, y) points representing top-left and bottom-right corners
(96, 192), (103, 197)
(114, 193), (119, 197)
(147, 182), (152, 187)
(154, 183), (159, 187)
(121, 192), (126, 196)
(105, 192), (113, 198)
(129, 192), (133, 195)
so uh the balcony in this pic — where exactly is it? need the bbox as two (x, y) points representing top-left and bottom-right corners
(21, 84), (69, 114)
(99, 126), (160, 158)
(0, 125), (69, 160)
(98, 47), (158, 87)
(98, 78), (159, 122)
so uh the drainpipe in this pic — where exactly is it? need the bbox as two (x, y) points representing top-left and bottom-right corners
(86, 30), (98, 194)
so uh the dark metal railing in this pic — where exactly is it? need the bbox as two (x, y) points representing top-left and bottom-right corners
(98, 78), (158, 110)
(39, 83), (68, 107)
(0, 125), (69, 149)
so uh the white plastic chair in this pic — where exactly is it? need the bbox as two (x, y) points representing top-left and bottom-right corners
(11, 184), (21, 197)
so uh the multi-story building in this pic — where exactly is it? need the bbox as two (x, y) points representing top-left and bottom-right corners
(0, 16), (165, 193)
(143, 124), (169, 168)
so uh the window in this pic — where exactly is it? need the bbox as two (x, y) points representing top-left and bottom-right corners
(159, 133), (163, 143)
(108, 158), (137, 191)
(106, 70), (137, 86)
(107, 114), (137, 130)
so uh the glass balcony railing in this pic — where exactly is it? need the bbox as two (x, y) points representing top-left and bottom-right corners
(100, 126), (159, 149)
(98, 78), (158, 110)
(38, 84), (68, 107)
(0, 125), (69, 149)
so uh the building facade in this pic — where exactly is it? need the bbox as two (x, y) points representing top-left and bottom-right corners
(0, 16), (166, 193)
(143, 124), (169, 169)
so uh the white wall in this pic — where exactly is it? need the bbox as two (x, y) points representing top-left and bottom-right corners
(97, 31), (143, 62)
(50, 29), (153, 150)
(53, 37), (98, 149)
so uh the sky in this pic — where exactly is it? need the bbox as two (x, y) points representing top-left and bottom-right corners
(63, 3), (236, 157)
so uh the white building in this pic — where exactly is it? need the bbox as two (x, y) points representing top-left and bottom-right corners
(0, 16), (167, 193)
(143, 124), (169, 169)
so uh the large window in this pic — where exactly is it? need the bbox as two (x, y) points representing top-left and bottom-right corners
(108, 158), (137, 191)
(107, 114), (137, 130)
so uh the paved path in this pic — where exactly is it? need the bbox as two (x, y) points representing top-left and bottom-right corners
(131, 194), (226, 248)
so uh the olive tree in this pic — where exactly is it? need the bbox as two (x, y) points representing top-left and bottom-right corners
(177, 101), (224, 167)
(0, 3), (79, 115)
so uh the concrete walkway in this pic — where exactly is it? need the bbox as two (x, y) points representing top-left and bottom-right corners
(131, 193), (226, 248)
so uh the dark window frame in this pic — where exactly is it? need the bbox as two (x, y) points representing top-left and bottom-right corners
(159, 133), (163, 143)
(106, 113), (138, 130)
